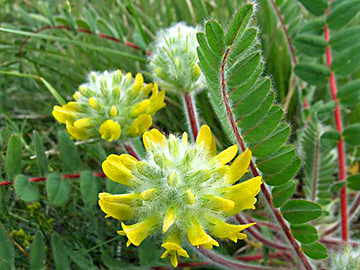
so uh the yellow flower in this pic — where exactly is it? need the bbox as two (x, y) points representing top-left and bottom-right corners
(161, 233), (189, 267)
(99, 125), (262, 266)
(99, 119), (121, 141)
(52, 70), (165, 141)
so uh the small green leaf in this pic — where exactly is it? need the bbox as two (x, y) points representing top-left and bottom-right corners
(330, 27), (360, 52)
(0, 228), (15, 270)
(343, 124), (360, 146)
(14, 175), (39, 202)
(58, 131), (81, 173)
(205, 20), (225, 56)
(338, 80), (360, 107)
(33, 131), (48, 175)
(6, 134), (22, 181)
(67, 250), (94, 269)
(293, 34), (326, 57)
(327, 0), (360, 30)
(272, 180), (297, 208)
(330, 182), (346, 193)
(317, 101), (336, 121)
(302, 242), (328, 260)
(331, 44), (360, 76)
(291, 224), (318, 244)
(51, 234), (70, 270)
(348, 174), (360, 191)
(46, 173), (72, 206)
(30, 232), (45, 270)
(320, 130), (340, 149)
(281, 200), (322, 224)
(298, 0), (327, 16)
(225, 4), (253, 46)
(294, 64), (330, 86)
(80, 171), (100, 204)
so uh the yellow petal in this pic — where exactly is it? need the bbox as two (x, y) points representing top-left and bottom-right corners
(109, 105), (118, 117)
(186, 190), (195, 205)
(118, 154), (138, 170)
(130, 100), (150, 118)
(142, 128), (166, 150)
(73, 91), (81, 101)
(141, 83), (153, 97)
(66, 121), (89, 140)
(125, 72), (132, 82)
(99, 119), (121, 141)
(163, 208), (176, 233)
(221, 176), (262, 215)
(207, 217), (255, 242)
(98, 197), (133, 221)
(131, 73), (144, 96)
(182, 132), (188, 147)
(210, 145), (238, 165)
(74, 118), (93, 129)
(204, 195), (235, 212)
(161, 233), (189, 267)
(98, 192), (139, 205)
(170, 254), (178, 267)
(140, 188), (157, 201)
(196, 125), (216, 157)
(102, 154), (135, 186)
(225, 148), (252, 185)
(52, 104), (77, 124)
(186, 218), (219, 248)
(146, 89), (166, 115)
(88, 97), (98, 109)
(128, 114), (152, 137)
(121, 216), (158, 246)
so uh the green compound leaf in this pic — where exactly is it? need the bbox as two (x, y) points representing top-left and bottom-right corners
(30, 232), (45, 270)
(46, 173), (72, 206)
(290, 224), (319, 244)
(80, 171), (100, 204)
(271, 180), (297, 208)
(0, 228), (15, 270)
(338, 80), (360, 107)
(51, 233), (70, 270)
(294, 63), (330, 86)
(293, 34), (326, 57)
(320, 130), (341, 149)
(32, 131), (48, 175)
(58, 131), (81, 173)
(348, 174), (360, 191)
(197, 3), (301, 188)
(302, 242), (328, 260)
(14, 175), (39, 202)
(6, 134), (23, 181)
(343, 124), (360, 146)
(281, 200), (322, 224)
(331, 44), (360, 76)
(330, 27), (360, 52)
(298, 0), (327, 16)
(327, 0), (360, 30)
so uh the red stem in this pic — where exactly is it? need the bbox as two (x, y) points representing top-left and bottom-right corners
(184, 92), (199, 141)
(324, 7), (348, 243)
(0, 172), (105, 186)
(268, 0), (309, 109)
(124, 144), (140, 160)
(19, 25), (149, 67)
(221, 31), (313, 269)
(236, 214), (290, 251)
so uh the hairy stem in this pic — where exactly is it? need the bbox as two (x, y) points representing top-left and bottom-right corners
(324, 7), (348, 243)
(183, 92), (199, 141)
(221, 43), (313, 270)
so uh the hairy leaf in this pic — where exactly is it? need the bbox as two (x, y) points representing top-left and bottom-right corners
(46, 173), (72, 206)
(58, 131), (81, 173)
(30, 232), (45, 270)
(51, 234), (70, 270)
(33, 131), (49, 175)
(14, 175), (39, 202)
(271, 180), (297, 208)
(298, 0), (327, 16)
(281, 200), (322, 224)
(293, 34), (326, 57)
(327, 0), (360, 30)
(291, 224), (319, 244)
(6, 134), (22, 181)
(302, 242), (328, 259)
(343, 124), (360, 146)
(294, 63), (330, 86)
(347, 174), (360, 191)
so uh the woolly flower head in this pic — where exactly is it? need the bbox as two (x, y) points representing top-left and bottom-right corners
(99, 125), (262, 267)
(149, 23), (206, 94)
(52, 70), (165, 141)
(330, 248), (360, 270)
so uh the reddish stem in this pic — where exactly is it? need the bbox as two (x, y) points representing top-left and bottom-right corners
(268, 0), (309, 109)
(19, 25), (149, 67)
(124, 144), (140, 160)
(236, 214), (289, 251)
(183, 92), (199, 141)
(221, 32), (313, 269)
(324, 8), (348, 243)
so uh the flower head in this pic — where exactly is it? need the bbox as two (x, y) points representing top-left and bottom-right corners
(149, 23), (206, 94)
(99, 125), (262, 266)
(52, 70), (165, 141)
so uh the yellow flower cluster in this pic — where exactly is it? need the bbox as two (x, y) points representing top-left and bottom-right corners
(99, 125), (262, 267)
(52, 70), (165, 141)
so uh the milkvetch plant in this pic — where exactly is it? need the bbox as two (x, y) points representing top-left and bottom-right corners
(99, 125), (262, 266)
(52, 70), (166, 141)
